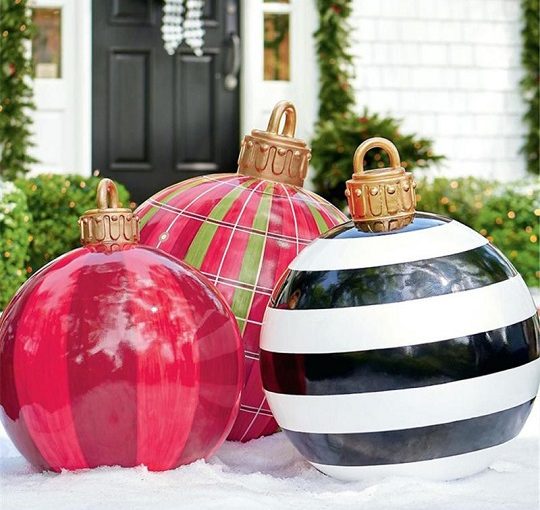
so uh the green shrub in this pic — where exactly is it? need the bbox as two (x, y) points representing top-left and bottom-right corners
(312, 110), (444, 209)
(417, 177), (539, 287)
(15, 174), (130, 275)
(0, 180), (30, 308)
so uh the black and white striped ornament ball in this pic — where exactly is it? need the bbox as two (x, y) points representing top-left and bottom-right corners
(260, 137), (540, 481)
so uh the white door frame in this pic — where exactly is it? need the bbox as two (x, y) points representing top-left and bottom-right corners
(29, 0), (91, 177)
(74, 0), (92, 177)
(240, 0), (318, 144)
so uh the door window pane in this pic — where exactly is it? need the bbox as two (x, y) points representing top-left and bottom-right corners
(32, 8), (62, 79)
(263, 13), (289, 81)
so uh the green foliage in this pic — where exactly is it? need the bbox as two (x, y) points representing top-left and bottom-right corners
(314, 0), (355, 120)
(520, 0), (539, 174)
(15, 174), (130, 275)
(312, 110), (444, 208)
(0, 179), (30, 309)
(312, 0), (443, 207)
(0, 0), (36, 180)
(417, 176), (540, 287)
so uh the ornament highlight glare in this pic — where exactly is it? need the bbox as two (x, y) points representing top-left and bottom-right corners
(136, 101), (347, 442)
(261, 138), (540, 480)
(0, 179), (243, 472)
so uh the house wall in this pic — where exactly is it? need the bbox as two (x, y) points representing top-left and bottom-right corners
(350, 0), (526, 180)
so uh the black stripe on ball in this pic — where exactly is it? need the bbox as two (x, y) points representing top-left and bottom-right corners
(272, 244), (516, 310)
(283, 399), (534, 466)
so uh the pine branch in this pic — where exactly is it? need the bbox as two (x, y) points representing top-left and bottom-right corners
(520, 0), (539, 174)
(0, 0), (36, 180)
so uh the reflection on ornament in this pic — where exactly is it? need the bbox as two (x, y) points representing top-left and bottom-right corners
(0, 179), (243, 472)
(136, 101), (347, 442)
(261, 137), (540, 481)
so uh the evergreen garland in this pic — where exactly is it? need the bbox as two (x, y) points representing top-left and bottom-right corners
(520, 0), (539, 174)
(0, 0), (36, 180)
(311, 0), (443, 209)
(314, 0), (354, 120)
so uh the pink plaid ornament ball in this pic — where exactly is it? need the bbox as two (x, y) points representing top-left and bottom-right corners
(136, 102), (346, 441)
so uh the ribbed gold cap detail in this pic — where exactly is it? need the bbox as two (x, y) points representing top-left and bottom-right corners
(237, 101), (311, 187)
(79, 178), (139, 248)
(345, 137), (416, 232)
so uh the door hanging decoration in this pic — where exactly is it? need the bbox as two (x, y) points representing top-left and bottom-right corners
(162, 0), (205, 56)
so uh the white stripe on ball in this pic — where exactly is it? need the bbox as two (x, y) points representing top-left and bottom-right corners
(289, 220), (487, 271)
(310, 442), (509, 481)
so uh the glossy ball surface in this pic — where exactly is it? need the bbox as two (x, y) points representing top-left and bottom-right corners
(261, 212), (540, 480)
(0, 244), (243, 472)
(136, 174), (347, 441)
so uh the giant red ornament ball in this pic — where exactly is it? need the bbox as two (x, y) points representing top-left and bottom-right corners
(0, 179), (244, 472)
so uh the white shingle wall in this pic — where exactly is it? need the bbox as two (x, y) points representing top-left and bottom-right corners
(351, 0), (526, 180)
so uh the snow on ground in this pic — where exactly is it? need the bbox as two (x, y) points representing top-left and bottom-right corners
(1, 404), (538, 510)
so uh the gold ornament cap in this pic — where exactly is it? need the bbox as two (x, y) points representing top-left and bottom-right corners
(345, 137), (416, 232)
(79, 178), (139, 248)
(237, 101), (311, 187)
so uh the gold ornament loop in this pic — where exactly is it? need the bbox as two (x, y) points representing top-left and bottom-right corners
(236, 100), (310, 187)
(266, 100), (297, 138)
(346, 137), (416, 233)
(79, 178), (139, 249)
(96, 178), (121, 209)
(353, 137), (401, 175)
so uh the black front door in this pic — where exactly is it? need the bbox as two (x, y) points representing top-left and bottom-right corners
(92, 0), (240, 203)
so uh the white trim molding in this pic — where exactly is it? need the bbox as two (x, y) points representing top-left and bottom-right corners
(241, 0), (318, 144)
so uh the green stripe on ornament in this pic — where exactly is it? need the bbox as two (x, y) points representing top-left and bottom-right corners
(161, 175), (217, 204)
(184, 179), (256, 269)
(139, 208), (158, 228)
(138, 176), (208, 228)
(230, 181), (274, 333)
(306, 201), (331, 233)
